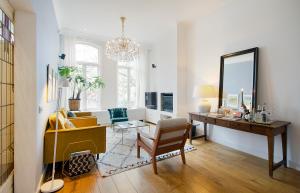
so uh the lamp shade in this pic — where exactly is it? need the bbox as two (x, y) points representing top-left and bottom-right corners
(193, 85), (218, 98)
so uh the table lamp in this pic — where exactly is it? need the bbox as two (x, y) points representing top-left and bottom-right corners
(193, 85), (218, 113)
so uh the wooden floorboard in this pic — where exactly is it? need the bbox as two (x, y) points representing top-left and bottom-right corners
(56, 140), (300, 193)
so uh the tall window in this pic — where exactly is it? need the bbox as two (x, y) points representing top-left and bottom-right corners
(117, 62), (137, 108)
(75, 43), (101, 110)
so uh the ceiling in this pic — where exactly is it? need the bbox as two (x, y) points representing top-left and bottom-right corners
(53, 0), (225, 44)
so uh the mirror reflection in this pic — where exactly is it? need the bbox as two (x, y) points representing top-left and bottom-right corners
(219, 48), (258, 111)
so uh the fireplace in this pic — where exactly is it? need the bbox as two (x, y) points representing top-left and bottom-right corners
(161, 93), (173, 113)
(145, 92), (157, 109)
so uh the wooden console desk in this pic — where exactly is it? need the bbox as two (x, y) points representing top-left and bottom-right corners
(189, 112), (291, 177)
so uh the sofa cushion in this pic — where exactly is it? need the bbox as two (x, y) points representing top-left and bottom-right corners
(64, 119), (76, 129)
(59, 108), (68, 118)
(49, 112), (66, 130)
(140, 135), (154, 149)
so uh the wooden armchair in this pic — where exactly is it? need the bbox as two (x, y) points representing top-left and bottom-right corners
(137, 118), (191, 174)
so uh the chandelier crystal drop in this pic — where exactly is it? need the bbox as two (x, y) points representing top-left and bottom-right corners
(105, 17), (139, 62)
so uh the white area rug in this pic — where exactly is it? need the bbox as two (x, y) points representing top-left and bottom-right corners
(97, 127), (196, 177)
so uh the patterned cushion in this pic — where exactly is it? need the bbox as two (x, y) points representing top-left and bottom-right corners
(64, 150), (96, 177)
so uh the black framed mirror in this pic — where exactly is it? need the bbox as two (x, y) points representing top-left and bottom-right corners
(218, 47), (259, 110)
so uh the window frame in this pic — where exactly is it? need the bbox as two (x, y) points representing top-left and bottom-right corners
(117, 62), (137, 109)
(74, 41), (102, 110)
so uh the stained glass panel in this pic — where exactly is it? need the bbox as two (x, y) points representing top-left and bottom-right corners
(0, 8), (13, 185)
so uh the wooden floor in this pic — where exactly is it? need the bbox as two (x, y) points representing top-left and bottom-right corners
(57, 140), (300, 193)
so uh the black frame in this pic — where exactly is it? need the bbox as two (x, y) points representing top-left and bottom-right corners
(145, 92), (157, 110)
(218, 47), (259, 109)
(161, 93), (173, 113)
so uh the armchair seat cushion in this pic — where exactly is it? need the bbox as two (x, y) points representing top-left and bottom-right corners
(140, 135), (154, 149)
(111, 118), (129, 124)
(137, 127), (156, 149)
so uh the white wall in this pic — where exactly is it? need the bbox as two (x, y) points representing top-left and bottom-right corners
(34, 0), (60, 191)
(14, 9), (37, 193)
(181, 0), (300, 170)
(146, 25), (178, 122)
(14, 0), (60, 192)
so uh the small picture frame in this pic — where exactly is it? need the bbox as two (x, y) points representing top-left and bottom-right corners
(244, 94), (252, 109)
(47, 64), (58, 102)
(227, 94), (239, 109)
(47, 64), (52, 102)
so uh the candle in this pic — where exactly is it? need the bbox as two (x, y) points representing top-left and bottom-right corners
(241, 88), (244, 106)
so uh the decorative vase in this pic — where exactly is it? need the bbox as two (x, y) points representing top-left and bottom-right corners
(69, 99), (80, 111)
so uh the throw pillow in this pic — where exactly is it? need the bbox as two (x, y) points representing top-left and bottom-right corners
(49, 112), (66, 130)
(59, 108), (68, 118)
(68, 111), (76, 117)
(64, 119), (76, 129)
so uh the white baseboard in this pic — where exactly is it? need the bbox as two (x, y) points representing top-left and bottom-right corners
(209, 134), (300, 172)
(288, 160), (300, 171)
(0, 171), (13, 193)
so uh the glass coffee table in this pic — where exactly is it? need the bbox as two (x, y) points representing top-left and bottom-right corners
(112, 120), (151, 144)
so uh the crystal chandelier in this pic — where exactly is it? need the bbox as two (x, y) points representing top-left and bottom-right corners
(105, 17), (139, 62)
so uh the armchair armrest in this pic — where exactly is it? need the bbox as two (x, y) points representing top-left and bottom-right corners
(69, 117), (97, 127)
(137, 128), (155, 140)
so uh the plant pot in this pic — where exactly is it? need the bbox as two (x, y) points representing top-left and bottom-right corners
(69, 99), (80, 111)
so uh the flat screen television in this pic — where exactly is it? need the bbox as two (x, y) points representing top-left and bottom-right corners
(145, 92), (157, 109)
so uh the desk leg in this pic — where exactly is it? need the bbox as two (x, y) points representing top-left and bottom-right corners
(189, 119), (193, 144)
(267, 134), (274, 177)
(281, 127), (288, 168)
(204, 123), (207, 141)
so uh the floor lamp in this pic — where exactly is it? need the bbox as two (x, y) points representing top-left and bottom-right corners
(41, 78), (69, 193)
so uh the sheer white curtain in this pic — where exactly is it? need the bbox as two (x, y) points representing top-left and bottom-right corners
(62, 35), (76, 66)
(60, 35), (76, 108)
(135, 48), (148, 108)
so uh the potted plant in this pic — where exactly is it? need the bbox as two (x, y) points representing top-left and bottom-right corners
(58, 66), (105, 111)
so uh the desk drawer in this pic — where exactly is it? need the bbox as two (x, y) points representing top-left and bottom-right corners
(190, 114), (200, 121)
(199, 116), (216, 124)
(229, 121), (250, 132)
(250, 126), (267, 135)
(216, 119), (230, 128)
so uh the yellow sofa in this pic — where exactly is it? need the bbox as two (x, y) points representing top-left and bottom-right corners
(44, 112), (106, 164)
(59, 108), (97, 120)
